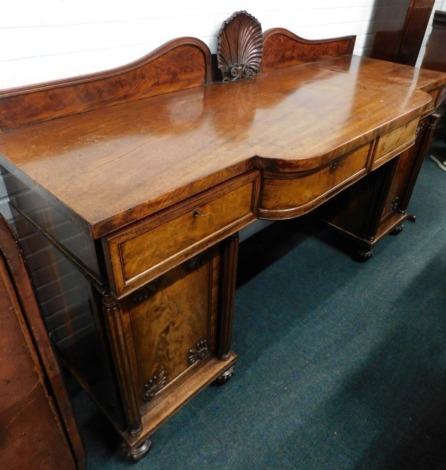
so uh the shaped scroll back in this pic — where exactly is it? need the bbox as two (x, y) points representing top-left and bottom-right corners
(217, 11), (263, 82)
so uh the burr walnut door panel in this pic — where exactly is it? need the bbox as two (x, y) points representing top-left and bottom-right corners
(121, 247), (221, 414)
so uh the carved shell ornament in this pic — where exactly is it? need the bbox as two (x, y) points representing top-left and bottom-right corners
(217, 11), (263, 82)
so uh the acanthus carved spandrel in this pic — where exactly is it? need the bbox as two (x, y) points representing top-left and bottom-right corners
(390, 196), (401, 213)
(143, 369), (168, 403)
(217, 10), (263, 82)
(187, 339), (209, 364)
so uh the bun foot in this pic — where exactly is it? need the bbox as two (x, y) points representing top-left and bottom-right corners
(122, 438), (152, 461)
(214, 366), (234, 386)
(354, 249), (373, 262)
(390, 224), (404, 235)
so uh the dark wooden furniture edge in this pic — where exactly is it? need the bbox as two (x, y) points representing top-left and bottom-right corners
(421, 10), (446, 142)
(0, 214), (86, 468)
(432, 9), (446, 28)
(422, 10), (446, 73)
(0, 37), (212, 131)
(397, 0), (435, 65)
(366, 0), (435, 66)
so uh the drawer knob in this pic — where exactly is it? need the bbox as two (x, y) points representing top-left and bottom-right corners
(330, 160), (339, 172)
(193, 208), (206, 217)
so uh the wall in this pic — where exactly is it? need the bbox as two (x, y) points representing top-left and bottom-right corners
(0, 1), (408, 89)
(1, 0), (445, 88)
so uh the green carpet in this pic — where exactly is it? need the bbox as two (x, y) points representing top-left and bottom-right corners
(74, 156), (446, 469)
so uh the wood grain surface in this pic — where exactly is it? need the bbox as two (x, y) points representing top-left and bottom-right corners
(1, 55), (442, 238)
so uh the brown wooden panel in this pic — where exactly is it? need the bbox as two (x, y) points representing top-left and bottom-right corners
(398, 0), (435, 65)
(422, 10), (446, 73)
(367, 0), (435, 66)
(0, 215), (85, 469)
(0, 37), (212, 130)
(262, 27), (355, 72)
(124, 249), (219, 411)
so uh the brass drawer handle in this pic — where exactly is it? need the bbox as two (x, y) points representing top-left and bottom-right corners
(193, 208), (206, 217)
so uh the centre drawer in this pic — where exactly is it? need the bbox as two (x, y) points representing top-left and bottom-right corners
(103, 171), (259, 297)
(259, 143), (370, 219)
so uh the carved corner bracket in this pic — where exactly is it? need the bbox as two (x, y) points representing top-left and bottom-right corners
(143, 369), (168, 402)
(188, 339), (209, 364)
(217, 10), (263, 82)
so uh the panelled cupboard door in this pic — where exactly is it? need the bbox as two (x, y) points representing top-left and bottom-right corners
(123, 248), (220, 411)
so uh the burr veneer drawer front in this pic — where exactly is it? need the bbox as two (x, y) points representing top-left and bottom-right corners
(373, 118), (419, 168)
(104, 171), (259, 297)
(259, 143), (370, 219)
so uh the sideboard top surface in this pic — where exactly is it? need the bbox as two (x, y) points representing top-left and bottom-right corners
(0, 54), (443, 237)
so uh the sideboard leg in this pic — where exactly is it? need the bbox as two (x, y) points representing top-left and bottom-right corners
(102, 293), (142, 437)
(390, 223), (405, 236)
(122, 438), (152, 462)
(217, 234), (239, 360)
(354, 248), (374, 262)
(390, 214), (416, 236)
(214, 366), (235, 386)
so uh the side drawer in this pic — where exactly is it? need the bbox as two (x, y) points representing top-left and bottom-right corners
(104, 171), (259, 297)
(373, 118), (419, 168)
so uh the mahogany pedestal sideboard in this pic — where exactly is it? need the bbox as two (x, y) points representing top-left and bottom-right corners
(0, 215), (85, 468)
(0, 11), (445, 461)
